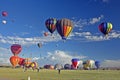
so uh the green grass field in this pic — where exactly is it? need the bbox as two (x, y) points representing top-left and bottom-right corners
(0, 68), (120, 80)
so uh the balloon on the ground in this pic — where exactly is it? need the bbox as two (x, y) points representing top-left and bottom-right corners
(64, 64), (71, 69)
(10, 56), (20, 68)
(95, 61), (100, 69)
(82, 60), (95, 70)
(56, 18), (73, 40)
(45, 18), (57, 34)
(44, 64), (54, 69)
(98, 22), (113, 35)
(71, 58), (80, 69)
(11, 44), (22, 56)
(18, 57), (25, 66)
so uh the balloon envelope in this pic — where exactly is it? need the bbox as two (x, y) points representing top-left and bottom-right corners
(45, 18), (57, 34)
(2, 20), (7, 24)
(98, 22), (113, 35)
(56, 18), (73, 40)
(2, 11), (8, 17)
(71, 58), (80, 69)
(10, 56), (20, 68)
(44, 32), (48, 36)
(95, 61), (100, 69)
(37, 43), (42, 48)
(18, 57), (25, 66)
(64, 64), (71, 69)
(11, 44), (22, 56)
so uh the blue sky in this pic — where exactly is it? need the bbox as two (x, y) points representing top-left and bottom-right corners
(0, 0), (120, 67)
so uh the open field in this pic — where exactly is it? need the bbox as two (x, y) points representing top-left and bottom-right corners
(0, 68), (120, 80)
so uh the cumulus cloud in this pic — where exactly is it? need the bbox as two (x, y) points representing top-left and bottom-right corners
(0, 33), (61, 45)
(32, 50), (87, 66)
(0, 47), (11, 66)
(72, 30), (120, 42)
(72, 15), (104, 29)
(101, 60), (120, 68)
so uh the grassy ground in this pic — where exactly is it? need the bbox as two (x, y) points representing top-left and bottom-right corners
(0, 68), (120, 80)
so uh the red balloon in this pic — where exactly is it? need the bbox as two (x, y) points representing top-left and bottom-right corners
(2, 11), (8, 17)
(18, 57), (25, 66)
(10, 56), (20, 68)
(11, 44), (22, 56)
(44, 32), (48, 36)
(71, 58), (80, 69)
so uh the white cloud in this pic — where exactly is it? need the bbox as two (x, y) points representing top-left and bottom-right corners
(32, 50), (87, 66)
(101, 60), (120, 68)
(89, 15), (104, 24)
(0, 47), (11, 66)
(102, 0), (109, 3)
(72, 15), (104, 29)
(0, 33), (61, 45)
(72, 30), (120, 42)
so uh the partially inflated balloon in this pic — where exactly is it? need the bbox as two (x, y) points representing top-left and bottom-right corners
(11, 44), (22, 56)
(45, 18), (57, 34)
(10, 56), (20, 68)
(71, 58), (80, 69)
(98, 22), (113, 35)
(95, 61), (100, 69)
(18, 57), (25, 66)
(56, 18), (73, 40)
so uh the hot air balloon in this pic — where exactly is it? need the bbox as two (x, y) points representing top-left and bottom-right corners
(95, 61), (100, 69)
(2, 11), (8, 17)
(18, 57), (25, 66)
(45, 18), (57, 34)
(11, 44), (22, 56)
(71, 58), (80, 69)
(98, 22), (113, 35)
(2, 20), (7, 24)
(10, 56), (20, 68)
(64, 64), (71, 69)
(56, 18), (73, 40)
(83, 60), (95, 70)
(44, 32), (48, 36)
(37, 43), (42, 48)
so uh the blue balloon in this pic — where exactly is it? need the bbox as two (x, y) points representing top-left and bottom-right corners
(95, 61), (100, 69)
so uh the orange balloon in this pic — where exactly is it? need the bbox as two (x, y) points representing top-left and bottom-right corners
(10, 56), (20, 68)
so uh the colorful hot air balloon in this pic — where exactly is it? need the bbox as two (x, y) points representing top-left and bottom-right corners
(11, 44), (22, 56)
(10, 56), (20, 68)
(45, 18), (57, 34)
(71, 58), (80, 69)
(83, 60), (95, 70)
(98, 22), (113, 35)
(95, 61), (100, 69)
(2, 11), (8, 17)
(56, 18), (73, 40)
